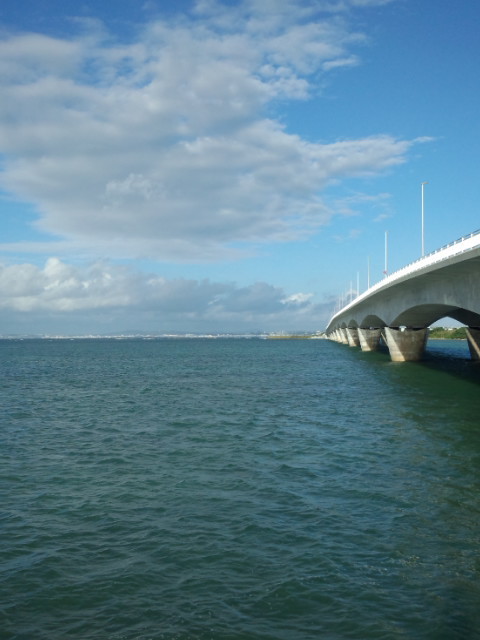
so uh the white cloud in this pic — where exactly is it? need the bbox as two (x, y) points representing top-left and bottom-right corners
(283, 292), (314, 305)
(0, 259), (330, 333)
(332, 190), (393, 217)
(0, 0), (418, 262)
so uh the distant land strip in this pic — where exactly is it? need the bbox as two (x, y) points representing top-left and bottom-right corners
(267, 327), (467, 340)
(429, 327), (466, 339)
(267, 334), (321, 339)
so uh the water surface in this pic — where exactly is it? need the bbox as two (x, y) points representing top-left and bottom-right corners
(1, 338), (479, 639)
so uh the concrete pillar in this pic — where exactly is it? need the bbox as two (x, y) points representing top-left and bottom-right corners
(346, 328), (360, 347)
(466, 328), (480, 360)
(357, 328), (382, 352)
(383, 327), (429, 362)
(339, 328), (349, 344)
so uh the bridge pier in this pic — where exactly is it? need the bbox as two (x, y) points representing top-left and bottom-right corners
(339, 328), (349, 344)
(346, 328), (360, 347)
(358, 328), (382, 352)
(466, 328), (480, 360)
(383, 327), (429, 362)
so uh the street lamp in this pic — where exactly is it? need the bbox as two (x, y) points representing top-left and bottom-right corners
(421, 181), (428, 257)
(384, 230), (388, 277)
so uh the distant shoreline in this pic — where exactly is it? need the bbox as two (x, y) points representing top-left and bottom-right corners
(267, 334), (321, 339)
(429, 327), (467, 340)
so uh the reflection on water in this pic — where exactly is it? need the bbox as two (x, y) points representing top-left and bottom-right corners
(423, 338), (480, 385)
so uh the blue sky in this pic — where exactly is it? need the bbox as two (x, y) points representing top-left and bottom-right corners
(0, 0), (478, 335)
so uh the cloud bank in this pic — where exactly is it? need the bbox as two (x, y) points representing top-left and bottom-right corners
(0, 0), (414, 261)
(0, 259), (329, 334)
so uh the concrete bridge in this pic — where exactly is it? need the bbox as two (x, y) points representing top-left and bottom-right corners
(325, 230), (480, 361)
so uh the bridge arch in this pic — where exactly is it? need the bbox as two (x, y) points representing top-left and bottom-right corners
(359, 314), (386, 329)
(325, 233), (480, 360)
(391, 304), (480, 329)
(447, 308), (480, 327)
(391, 304), (467, 328)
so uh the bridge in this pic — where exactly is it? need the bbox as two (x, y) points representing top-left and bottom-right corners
(325, 230), (480, 361)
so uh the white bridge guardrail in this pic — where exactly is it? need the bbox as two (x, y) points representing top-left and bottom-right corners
(330, 228), (480, 323)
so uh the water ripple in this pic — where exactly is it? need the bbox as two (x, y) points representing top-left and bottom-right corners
(1, 338), (480, 639)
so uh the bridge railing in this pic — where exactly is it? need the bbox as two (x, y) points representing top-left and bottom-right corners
(390, 228), (480, 277)
(329, 228), (480, 322)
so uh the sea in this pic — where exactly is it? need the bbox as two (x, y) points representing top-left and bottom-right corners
(1, 337), (480, 640)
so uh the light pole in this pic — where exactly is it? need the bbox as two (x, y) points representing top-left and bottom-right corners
(384, 230), (388, 277)
(421, 181), (428, 257)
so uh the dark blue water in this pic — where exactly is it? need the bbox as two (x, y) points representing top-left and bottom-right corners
(1, 338), (480, 639)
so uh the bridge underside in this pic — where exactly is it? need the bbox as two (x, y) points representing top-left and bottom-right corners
(326, 252), (480, 361)
(329, 317), (480, 362)
(333, 304), (480, 332)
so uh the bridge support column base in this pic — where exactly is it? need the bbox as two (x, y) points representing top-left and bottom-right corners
(466, 328), (480, 360)
(339, 328), (349, 344)
(383, 327), (429, 362)
(358, 328), (382, 352)
(346, 328), (360, 347)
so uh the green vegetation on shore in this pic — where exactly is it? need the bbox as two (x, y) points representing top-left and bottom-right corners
(429, 326), (466, 339)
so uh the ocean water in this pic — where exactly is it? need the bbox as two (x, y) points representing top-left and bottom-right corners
(1, 337), (480, 640)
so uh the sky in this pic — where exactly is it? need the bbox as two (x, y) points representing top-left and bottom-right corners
(0, 0), (479, 335)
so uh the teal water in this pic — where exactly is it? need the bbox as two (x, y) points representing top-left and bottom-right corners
(1, 338), (480, 640)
